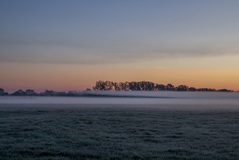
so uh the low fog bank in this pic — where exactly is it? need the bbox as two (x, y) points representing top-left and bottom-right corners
(82, 91), (239, 99)
(0, 92), (239, 108)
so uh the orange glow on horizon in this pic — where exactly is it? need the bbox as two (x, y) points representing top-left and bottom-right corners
(1, 63), (239, 92)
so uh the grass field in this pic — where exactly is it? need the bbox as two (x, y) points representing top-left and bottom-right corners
(0, 104), (239, 159)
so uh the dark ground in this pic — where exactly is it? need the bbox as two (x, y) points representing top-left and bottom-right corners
(0, 104), (239, 160)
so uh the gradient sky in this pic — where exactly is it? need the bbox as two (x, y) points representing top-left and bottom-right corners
(1, 0), (239, 92)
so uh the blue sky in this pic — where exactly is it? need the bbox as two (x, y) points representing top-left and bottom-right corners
(1, 0), (239, 91)
(1, 0), (239, 64)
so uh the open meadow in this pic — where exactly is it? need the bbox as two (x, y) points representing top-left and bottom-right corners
(0, 99), (239, 159)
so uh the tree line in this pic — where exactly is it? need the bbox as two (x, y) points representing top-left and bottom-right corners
(92, 81), (234, 92)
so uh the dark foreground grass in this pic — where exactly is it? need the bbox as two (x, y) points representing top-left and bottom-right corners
(0, 104), (239, 160)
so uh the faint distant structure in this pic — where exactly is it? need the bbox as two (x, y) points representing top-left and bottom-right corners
(0, 88), (8, 95)
(0, 88), (4, 95)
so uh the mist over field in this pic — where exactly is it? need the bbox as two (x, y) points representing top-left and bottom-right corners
(0, 93), (239, 159)
(1, 91), (239, 109)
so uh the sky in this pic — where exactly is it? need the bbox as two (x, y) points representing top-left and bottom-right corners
(1, 0), (239, 92)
